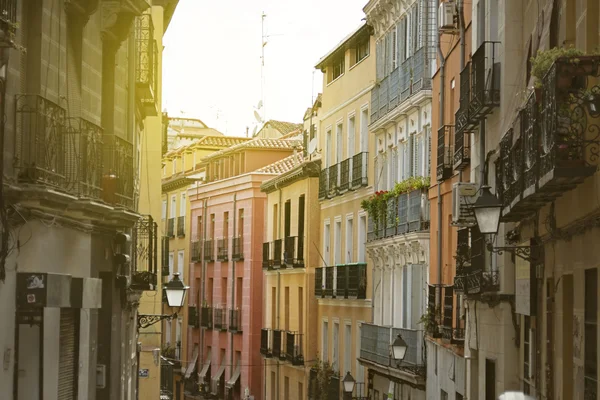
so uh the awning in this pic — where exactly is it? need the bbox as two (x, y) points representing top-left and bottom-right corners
(184, 347), (199, 379)
(198, 349), (211, 380)
(226, 364), (241, 388)
(211, 364), (226, 394)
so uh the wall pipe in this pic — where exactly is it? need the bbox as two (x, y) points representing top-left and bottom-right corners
(230, 194), (237, 384)
(436, 7), (446, 324)
(458, 0), (466, 182)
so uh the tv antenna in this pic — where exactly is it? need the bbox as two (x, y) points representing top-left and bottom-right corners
(260, 12), (284, 124)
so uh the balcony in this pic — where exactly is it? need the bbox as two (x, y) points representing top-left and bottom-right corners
(498, 56), (600, 222)
(453, 118), (471, 170)
(176, 216), (185, 237)
(285, 332), (304, 366)
(371, 47), (432, 124)
(273, 239), (282, 267)
(328, 163), (339, 198)
(167, 218), (175, 238)
(0, 0), (16, 44)
(213, 307), (227, 331)
(454, 267), (499, 295)
(190, 240), (200, 262)
(272, 329), (284, 360)
(200, 306), (213, 329)
(15, 94), (67, 190)
(188, 306), (199, 328)
(318, 167), (328, 200)
(102, 134), (135, 210)
(315, 263), (367, 300)
(262, 242), (272, 269)
(437, 125), (454, 181)
(203, 239), (214, 262)
(232, 236), (244, 260)
(367, 189), (430, 242)
(161, 236), (169, 276)
(229, 309), (242, 333)
(135, 13), (158, 116)
(469, 41), (501, 122)
(455, 61), (473, 135)
(441, 286), (454, 342)
(64, 118), (104, 199)
(130, 215), (158, 291)
(339, 158), (350, 192)
(260, 328), (272, 357)
(360, 324), (425, 372)
(217, 238), (228, 262)
(351, 152), (369, 188)
(283, 236), (304, 268)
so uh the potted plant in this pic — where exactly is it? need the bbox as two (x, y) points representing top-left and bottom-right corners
(530, 46), (586, 90)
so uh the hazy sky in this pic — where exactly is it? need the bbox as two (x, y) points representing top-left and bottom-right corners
(162, 0), (368, 136)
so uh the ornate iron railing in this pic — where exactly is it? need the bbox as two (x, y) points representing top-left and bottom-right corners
(454, 266), (500, 295)
(318, 168), (328, 200)
(161, 236), (169, 276)
(284, 236), (304, 268)
(167, 218), (175, 238)
(217, 237), (228, 261)
(190, 240), (200, 262)
(339, 158), (350, 192)
(229, 308), (242, 333)
(469, 41), (501, 119)
(351, 152), (368, 188)
(64, 118), (104, 198)
(324, 267), (334, 297)
(453, 122), (471, 170)
(272, 329), (283, 359)
(135, 13), (158, 115)
(360, 324), (425, 370)
(262, 242), (272, 269)
(455, 62), (472, 134)
(286, 332), (304, 366)
(260, 328), (272, 357)
(315, 267), (323, 297)
(437, 125), (454, 181)
(102, 134), (134, 209)
(203, 239), (214, 261)
(131, 215), (158, 291)
(177, 216), (185, 237)
(232, 236), (243, 260)
(273, 239), (282, 267)
(213, 307), (227, 331)
(188, 306), (199, 328)
(328, 163), (338, 197)
(15, 94), (67, 189)
(370, 189), (429, 241)
(200, 306), (213, 329)
(442, 286), (454, 341)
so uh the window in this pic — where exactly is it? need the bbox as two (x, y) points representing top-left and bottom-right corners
(298, 382), (303, 400)
(172, 158), (177, 174)
(585, 268), (598, 398)
(356, 323), (364, 382)
(165, 319), (172, 344)
(334, 220), (342, 265)
(298, 287), (304, 333)
(223, 212), (229, 238)
(523, 316), (534, 394)
(405, 14), (411, 59)
(180, 193), (186, 217)
(177, 250), (184, 274)
(323, 222), (331, 265)
(344, 324), (352, 374)
(271, 287), (276, 327)
(355, 36), (369, 64)
(176, 317), (182, 358)
(345, 217), (353, 264)
(284, 286), (290, 331)
(336, 123), (343, 163)
(297, 196), (305, 245)
(284, 377), (289, 399)
(168, 252), (174, 279)
(485, 359), (496, 400)
(333, 322), (339, 372)
(284, 200), (291, 238)
(391, 28), (397, 70)
(347, 116), (355, 158)
(358, 215), (366, 262)
(162, 200), (167, 220)
(322, 320), (329, 362)
(329, 55), (345, 83)
(270, 371), (276, 399)
(210, 214), (215, 239)
(272, 204), (278, 239)
(360, 108), (368, 152)
(238, 209), (244, 238)
(170, 195), (177, 218)
(197, 216), (203, 240)
(441, 390), (448, 400)
(326, 129), (332, 167)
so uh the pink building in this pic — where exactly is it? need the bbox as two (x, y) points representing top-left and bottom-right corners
(189, 138), (302, 400)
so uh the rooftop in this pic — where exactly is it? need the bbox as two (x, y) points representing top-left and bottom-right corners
(201, 138), (302, 162)
(315, 23), (372, 70)
(256, 152), (304, 175)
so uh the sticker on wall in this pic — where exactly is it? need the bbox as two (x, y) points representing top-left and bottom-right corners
(139, 369), (149, 378)
(26, 275), (44, 289)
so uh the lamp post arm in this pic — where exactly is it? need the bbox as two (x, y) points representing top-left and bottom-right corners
(485, 242), (541, 263)
(138, 312), (178, 329)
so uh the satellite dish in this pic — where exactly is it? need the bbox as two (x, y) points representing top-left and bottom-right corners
(308, 138), (317, 155)
(254, 111), (263, 123)
(257, 100), (263, 109)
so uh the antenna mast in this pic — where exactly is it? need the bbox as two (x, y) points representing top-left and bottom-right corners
(261, 12), (267, 123)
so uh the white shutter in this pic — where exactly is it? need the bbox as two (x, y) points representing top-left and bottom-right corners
(374, 156), (379, 191)
(392, 149), (398, 184)
(382, 153), (389, 190)
(406, 14), (412, 59)
(403, 142), (409, 180)
(426, 126), (432, 177)
(392, 29), (397, 70)
(418, 0), (424, 49)
(417, 135), (424, 176)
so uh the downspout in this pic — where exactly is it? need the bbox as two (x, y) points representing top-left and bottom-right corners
(230, 194), (237, 382)
(458, 0), (466, 182)
(436, 14), (446, 325)
(200, 197), (208, 385)
(276, 182), (282, 400)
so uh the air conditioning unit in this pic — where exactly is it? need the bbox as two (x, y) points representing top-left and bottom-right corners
(451, 182), (478, 227)
(439, 1), (456, 30)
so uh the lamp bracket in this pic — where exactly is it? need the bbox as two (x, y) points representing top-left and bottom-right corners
(138, 313), (177, 329)
(485, 242), (541, 263)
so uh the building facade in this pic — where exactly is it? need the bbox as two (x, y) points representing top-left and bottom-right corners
(0, 1), (177, 399)
(260, 152), (321, 400)
(309, 22), (375, 399)
(191, 138), (301, 400)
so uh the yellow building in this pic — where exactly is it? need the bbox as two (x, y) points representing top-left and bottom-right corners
(161, 124), (250, 399)
(309, 23), (376, 398)
(260, 148), (321, 399)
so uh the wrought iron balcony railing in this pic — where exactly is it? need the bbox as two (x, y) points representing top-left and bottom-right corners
(200, 306), (213, 329)
(283, 236), (304, 268)
(188, 306), (199, 328)
(455, 61), (473, 134)
(272, 329), (283, 359)
(177, 216), (185, 237)
(0, 0), (17, 38)
(135, 13), (158, 116)
(454, 266), (500, 295)
(64, 117), (104, 199)
(318, 167), (328, 200)
(229, 309), (242, 333)
(360, 324), (425, 371)
(260, 328), (272, 358)
(102, 134), (134, 210)
(437, 125), (454, 181)
(315, 264), (367, 299)
(213, 307), (227, 331)
(453, 121), (471, 170)
(273, 239), (282, 267)
(130, 215), (158, 291)
(232, 236), (244, 260)
(217, 238), (228, 262)
(167, 218), (175, 238)
(161, 236), (170, 276)
(442, 286), (454, 342)
(351, 152), (368, 188)
(15, 94), (67, 189)
(203, 239), (214, 262)
(469, 41), (501, 120)
(328, 163), (339, 197)
(262, 242), (272, 269)
(191, 240), (200, 262)
(285, 332), (304, 366)
(339, 158), (350, 192)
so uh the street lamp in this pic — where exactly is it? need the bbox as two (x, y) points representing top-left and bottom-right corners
(391, 334), (408, 362)
(137, 273), (189, 328)
(342, 372), (355, 400)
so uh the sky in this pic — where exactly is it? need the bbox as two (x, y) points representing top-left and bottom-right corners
(162, 0), (368, 137)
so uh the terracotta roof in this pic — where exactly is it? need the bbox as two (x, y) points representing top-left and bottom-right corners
(256, 152), (305, 174)
(266, 120), (303, 135)
(201, 138), (302, 162)
(164, 135), (250, 157)
(280, 129), (303, 140)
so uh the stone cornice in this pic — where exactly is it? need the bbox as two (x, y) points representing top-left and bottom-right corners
(101, 0), (150, 46)
(365, 0), (418, 39)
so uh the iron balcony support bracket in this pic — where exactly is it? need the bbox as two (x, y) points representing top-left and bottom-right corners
(485, 242), (541, 263)
(138, 313), (177, 329)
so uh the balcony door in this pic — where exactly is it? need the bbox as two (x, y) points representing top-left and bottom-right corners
(336, 123), (343, 164)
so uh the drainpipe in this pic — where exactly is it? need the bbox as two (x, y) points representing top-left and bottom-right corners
(230, 194), (237, 382)
(200, 197), (209, 388)
(436, 14), (446, 325)
(479, 121), (486, 185)
(458, 0), (466, 182)
(276, 182), (283, 400)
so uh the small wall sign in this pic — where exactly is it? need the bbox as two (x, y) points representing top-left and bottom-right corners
(138, 369), (149, 378)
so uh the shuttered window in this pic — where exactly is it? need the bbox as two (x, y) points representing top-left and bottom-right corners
(426, 126), (432, 177)
(406, 14), (412, 59)
(391, 28), (398, 70)
(403, 141), (409, 180)
(376, 40), (384, 81)
(58, 309), (78, 400)
(399, 19), (406, 64)
(417, 134), (424, 176)
(374, 155), (379, 191)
